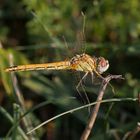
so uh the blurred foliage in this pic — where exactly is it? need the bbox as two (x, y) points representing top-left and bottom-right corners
(0, 48), (29, 95)
(0, 0), (140, 140)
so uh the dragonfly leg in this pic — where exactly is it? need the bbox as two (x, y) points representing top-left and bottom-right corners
(94, 70), (115, 94)
(90, 72), (94, 84)
(76, 72), (91, 112)
(76, 72), (88, 92)
(94, 69), (105, 80)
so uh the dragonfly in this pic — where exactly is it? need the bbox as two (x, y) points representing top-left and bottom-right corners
(5, 53), (109, 78)
(5, 53), (109, 105)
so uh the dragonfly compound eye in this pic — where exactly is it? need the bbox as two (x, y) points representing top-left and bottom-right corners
(96, 57), (109, 74)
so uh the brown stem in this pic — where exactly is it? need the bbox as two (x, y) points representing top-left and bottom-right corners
(80, 75), (123, 140)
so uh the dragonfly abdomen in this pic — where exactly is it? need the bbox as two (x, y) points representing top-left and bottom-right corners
(5, 61), (70, 72)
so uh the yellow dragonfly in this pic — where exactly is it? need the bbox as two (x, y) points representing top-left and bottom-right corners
(5, 53), (109, 104)
(5, 53), (109, 76)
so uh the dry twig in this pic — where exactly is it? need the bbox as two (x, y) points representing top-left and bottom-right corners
(80, 74), (123, 140)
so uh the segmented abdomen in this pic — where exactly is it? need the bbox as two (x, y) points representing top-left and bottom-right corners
(5, 61), (70, 72)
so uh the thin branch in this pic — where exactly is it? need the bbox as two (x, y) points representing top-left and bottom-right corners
(122, 122), (140, 140)
(26, 98), (137, 134)
(27, 97), (137, 135)
(80, 74), (123, 140)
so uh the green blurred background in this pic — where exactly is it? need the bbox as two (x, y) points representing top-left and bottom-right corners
(0, 0), (140, 140)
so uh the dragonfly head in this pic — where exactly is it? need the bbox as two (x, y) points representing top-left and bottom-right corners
(96, 57), (109, 74)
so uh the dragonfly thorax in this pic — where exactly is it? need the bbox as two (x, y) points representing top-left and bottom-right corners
(70, 53), (96, 72)
(70, 53), (109, 74)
